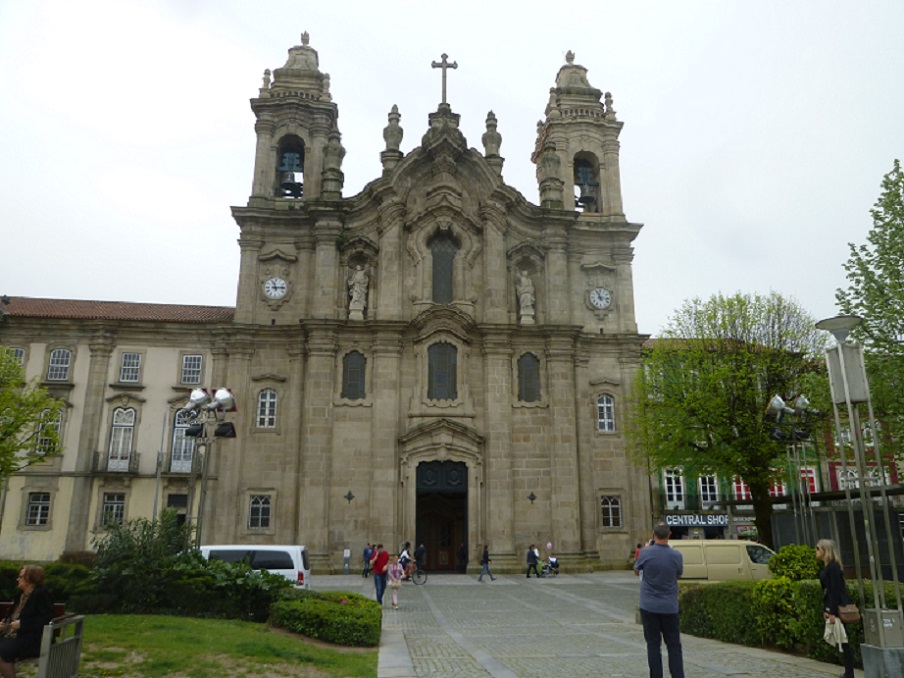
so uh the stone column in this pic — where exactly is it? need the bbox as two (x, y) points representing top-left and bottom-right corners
(64, 329), (115, 552)
(298, 324), (338, 568)
(573, 350), (597, 555)
(602, 136), (625, 217)
(376, 201), (406, 321)
(312, 219), (341, 319)
(251, 118), (275, 198)
(543, 224), (570, 325)
(544, 330), (582, 555)
(482, 332), (514, 554)
(369, 328), (402, 541)
(208, 336), (253, 543)
(612, 245), (637, 333)
(480, 205), (508, 324)
(234, 234), (263, 325)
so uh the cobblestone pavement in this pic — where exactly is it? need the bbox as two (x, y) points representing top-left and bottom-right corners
(318, 572), (861, 678)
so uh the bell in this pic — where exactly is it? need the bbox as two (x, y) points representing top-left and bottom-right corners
(577, 183), (596, 206)
(279, 172), (303, 198)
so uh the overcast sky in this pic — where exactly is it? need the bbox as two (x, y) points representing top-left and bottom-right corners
(1, 1), (901, 336)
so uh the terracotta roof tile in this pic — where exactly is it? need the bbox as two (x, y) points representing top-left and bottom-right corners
(1, 297), (235, 324)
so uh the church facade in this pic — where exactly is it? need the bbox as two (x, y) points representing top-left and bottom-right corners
(0, 35), (649, 572)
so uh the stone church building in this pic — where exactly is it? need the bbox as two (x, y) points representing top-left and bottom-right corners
(0, 34), (649, 572)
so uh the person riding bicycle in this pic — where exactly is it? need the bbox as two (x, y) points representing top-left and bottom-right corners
(399, 542), (412, 579)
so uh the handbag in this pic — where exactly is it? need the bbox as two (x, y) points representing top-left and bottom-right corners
(387, 578), (401, 589)
(837, 603), (860, 624)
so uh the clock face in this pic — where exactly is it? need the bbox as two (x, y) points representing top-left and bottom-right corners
(589, 287), (612, 310)
(263, 277), (288, 299)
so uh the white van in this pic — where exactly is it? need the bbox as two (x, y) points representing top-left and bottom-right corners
(200, 544), (311, 589)
(670, 540), (775, 581)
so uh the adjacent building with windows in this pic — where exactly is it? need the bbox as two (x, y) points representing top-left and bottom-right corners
(0, 35), (650, 571)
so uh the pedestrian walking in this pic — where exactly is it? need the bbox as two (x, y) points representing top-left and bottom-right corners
(817, 538), (856, 678)
(386, 554), (404, 609)
(526, 544), (540, 578)
(634, 524), (684, 678)
(477, 545), (496, 581)
(362, 542), (373, 578)
(370, 543), (390, 605)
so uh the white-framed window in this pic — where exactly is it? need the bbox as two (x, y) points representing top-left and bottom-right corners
(664, 469), (685, 509)
(8, 347), (25, 365)
(257, 389), (278, 428)
(837, 465), (891, 490)
(108, 408), (136, 471)
(119, 352), (142, 383)
(249, 494), (272, 529)
(597, 394), (615, 432)
(36, 409), (62, 454)
(600, 495), (623, 528)
(733, 477), (752, 500)
(25, 492), (51, 526)
(47, 348), (71, 381)
(170, 410), (195, 473)
(768, 473), (787, 498)
(101, 492), (126, 526)
(800, 467), (817, 494)
(181, 354), (203, 385)
(698, 475), (719, 504)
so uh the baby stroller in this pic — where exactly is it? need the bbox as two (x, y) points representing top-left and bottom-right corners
(540, 556), (559, 577)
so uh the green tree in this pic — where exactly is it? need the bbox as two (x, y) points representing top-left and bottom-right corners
(836, 159), (904, 459)
(0, 345), (65, 479)
(627, 292), (827, 549)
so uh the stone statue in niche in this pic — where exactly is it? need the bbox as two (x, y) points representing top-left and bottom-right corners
(347, 265), (370, 320)
(516, 270), (535, 325)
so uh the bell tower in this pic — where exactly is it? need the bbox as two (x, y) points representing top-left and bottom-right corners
(248, 32), (342, 205)
(532, 51), (624, 218)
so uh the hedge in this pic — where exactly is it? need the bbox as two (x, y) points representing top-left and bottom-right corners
(270, 590), (381, 647)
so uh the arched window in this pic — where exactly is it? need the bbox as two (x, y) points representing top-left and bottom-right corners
(596, 394), (615, 432)
(429, 231), (458, 303)
(517, 353), (541, 402)
(171, 409), (196, 473)
(574, 154), (600, 213)
(36, 409), (62, 454)
(249, 494), (272, 529)
(108, 407), (136, 471)
(275, 136), (305, 198)
(47, 348), (71, 381)
(600, 495), (622, 528)
(428, 342), (457, 400)
(341, 351), (366, 400)
(257, 389), (278, 428)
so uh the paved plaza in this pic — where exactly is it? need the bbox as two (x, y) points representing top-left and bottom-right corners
(320, 571), (862, 678)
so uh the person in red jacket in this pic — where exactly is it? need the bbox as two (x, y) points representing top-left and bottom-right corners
(370, 543), (390, 605)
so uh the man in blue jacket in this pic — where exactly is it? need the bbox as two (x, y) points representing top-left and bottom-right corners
(634, 523), (685, 678)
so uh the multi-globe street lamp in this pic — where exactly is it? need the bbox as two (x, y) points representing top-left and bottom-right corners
(816, 314), (904, 670)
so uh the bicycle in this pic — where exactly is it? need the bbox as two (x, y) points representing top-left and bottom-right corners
(403, 561), (428, 585)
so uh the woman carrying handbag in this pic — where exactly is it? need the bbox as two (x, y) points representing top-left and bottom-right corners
(817, 539), (857, 678)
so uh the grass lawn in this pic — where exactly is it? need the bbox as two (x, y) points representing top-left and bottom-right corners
(50, 614), (378, 678)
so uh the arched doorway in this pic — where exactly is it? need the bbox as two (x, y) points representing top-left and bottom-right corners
(416, 460), (467, 573)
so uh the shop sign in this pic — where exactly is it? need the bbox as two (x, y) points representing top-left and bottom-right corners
(665, 514), (729, 527)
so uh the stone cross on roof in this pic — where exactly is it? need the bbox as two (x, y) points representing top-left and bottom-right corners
(431, 53), (458, 105)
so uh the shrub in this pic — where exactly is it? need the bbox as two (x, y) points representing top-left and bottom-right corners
(270, 591), (381, 647)
(58, 551), (97, 568)
(751, 577), (808, 649)
(679, 581), (760, 645)
(768, 544), (821, 581)
(0, 561), (92, 606)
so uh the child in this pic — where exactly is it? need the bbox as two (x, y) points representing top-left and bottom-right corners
(387, 554), (404, 609)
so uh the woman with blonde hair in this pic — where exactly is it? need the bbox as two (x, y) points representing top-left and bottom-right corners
(816, 539), (855, 678)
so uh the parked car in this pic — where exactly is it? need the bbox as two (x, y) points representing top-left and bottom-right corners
(670, 540), (775, 581)
(199, 544), (311, 589)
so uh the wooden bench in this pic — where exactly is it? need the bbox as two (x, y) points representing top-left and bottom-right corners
(0, 603), (84, 677)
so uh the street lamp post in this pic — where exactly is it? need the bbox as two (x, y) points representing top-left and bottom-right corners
(816, 314), (904, 671)
(182, 388), (237, 549)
